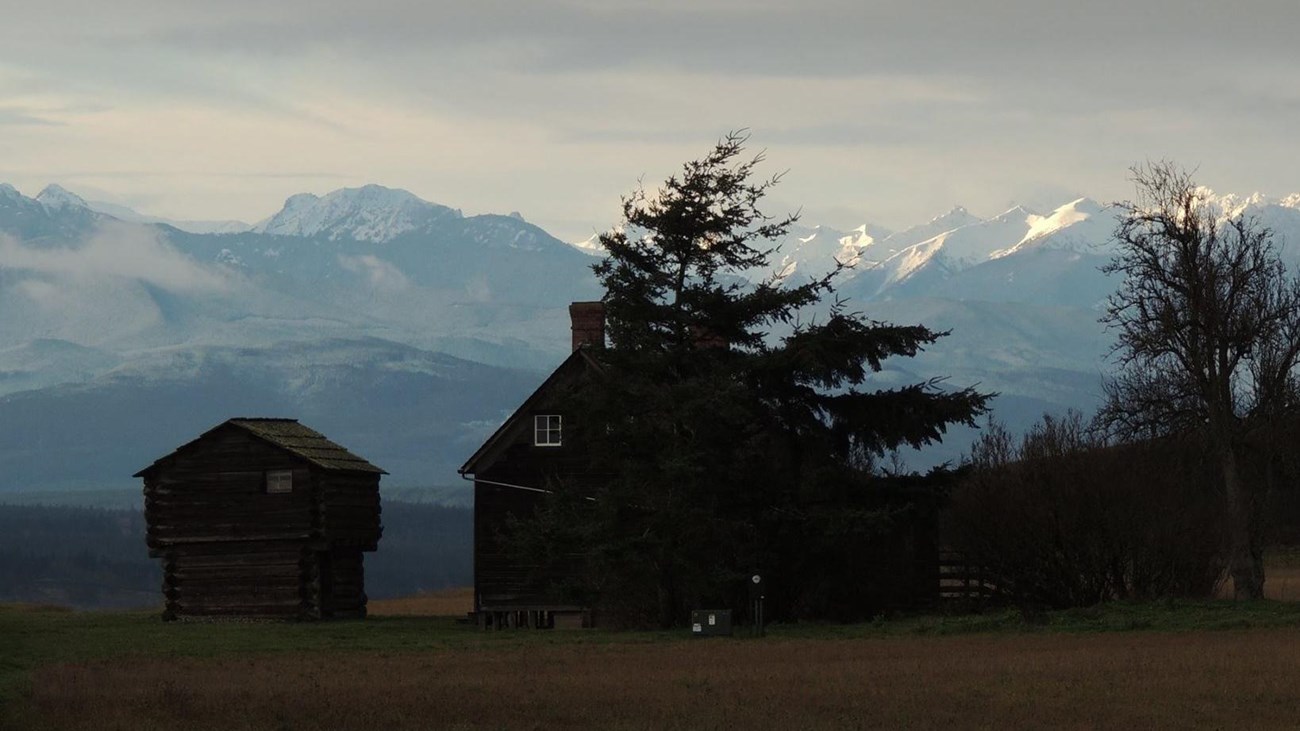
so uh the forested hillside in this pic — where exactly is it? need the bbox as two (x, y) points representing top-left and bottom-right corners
(0, 501), (471, 609)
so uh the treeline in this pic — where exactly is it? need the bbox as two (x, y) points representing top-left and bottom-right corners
(945, 413), (1300, 609)
(0, 504), (159, 608)
(0, 501), (471, 609)
(365, 501), (473, 596)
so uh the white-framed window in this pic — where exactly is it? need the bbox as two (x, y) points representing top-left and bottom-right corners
(266, 469), (294, 494)
(534, 414), (562, 447)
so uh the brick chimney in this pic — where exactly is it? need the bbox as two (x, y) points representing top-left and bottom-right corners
(569, 301), (605, 351)
(689, 324), (728, 350)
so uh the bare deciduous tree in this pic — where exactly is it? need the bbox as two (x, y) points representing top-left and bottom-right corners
(1099, 161), (1300, 600)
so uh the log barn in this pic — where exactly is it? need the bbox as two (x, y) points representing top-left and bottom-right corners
(136, 418), (386, 621)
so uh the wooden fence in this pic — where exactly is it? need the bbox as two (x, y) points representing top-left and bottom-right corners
(938, 551), (1000, 607)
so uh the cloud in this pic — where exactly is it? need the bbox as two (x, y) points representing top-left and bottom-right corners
(0, 107), (62, 126)
(0, 222), (230, 293)
(338, 254), (410, 290)
(3, 0), (1300, 241)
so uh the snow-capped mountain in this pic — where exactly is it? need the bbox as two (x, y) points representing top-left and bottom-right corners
(866, 207), (984, 260)
(253, 184), (460, 243)
(33, 184), (89, 211)
(0, 183), (103, 243)
(569, 232), (607, 257)
(839, 201), (1115, 301)
(992, 198), (1116, 258)
(773, 223), (893, 282)
(0, 182), (599, 371)
(5, 180), (1300, 488)
(34, 184), (250, 234)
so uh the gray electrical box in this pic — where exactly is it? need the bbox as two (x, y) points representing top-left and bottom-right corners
(690, 609), (732, 636)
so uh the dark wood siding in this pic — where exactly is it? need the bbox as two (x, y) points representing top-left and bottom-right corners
(142, 423), (382, 621)
(162, 541), (307, 619)
(474, 412), (604, 612)
(320, 473), (383, 550)
(325, 548), (367, 619)
(474, 482), (553, 611)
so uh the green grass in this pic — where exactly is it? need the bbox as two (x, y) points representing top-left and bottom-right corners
(0, 605), (672, 713)
(740, 598), (1300, 640)
(7, 598), (1300, 717)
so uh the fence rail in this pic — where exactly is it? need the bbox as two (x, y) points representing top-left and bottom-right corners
(938, 552), (999, 605)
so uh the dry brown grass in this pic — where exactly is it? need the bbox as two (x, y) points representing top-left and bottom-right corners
(367, 587), (473, 617)
(18, 629), (1300, 730)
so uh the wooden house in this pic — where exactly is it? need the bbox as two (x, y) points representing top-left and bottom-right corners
(136, 418), (386, 621)
(462, 302), (951, 627)
(459, 302), (606, 629)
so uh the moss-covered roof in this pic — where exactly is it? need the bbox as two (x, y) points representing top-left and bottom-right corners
(134, 418), (386, 477)
(228, 418), (386, 473)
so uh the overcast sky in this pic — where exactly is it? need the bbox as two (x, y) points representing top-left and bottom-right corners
(3, 0), (1298, 240)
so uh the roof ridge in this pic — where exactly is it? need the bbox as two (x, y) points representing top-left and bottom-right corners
(133, 418), (385, 477)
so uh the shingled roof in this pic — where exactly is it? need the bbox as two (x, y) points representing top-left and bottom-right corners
(134, 418), (387, 477)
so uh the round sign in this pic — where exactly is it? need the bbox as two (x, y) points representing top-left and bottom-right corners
(751, 574), (762, 584)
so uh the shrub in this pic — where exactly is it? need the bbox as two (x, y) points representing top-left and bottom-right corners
(944, 413), (1226, 608)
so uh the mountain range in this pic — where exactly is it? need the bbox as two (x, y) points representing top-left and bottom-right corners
(3, 181), (1300, 490)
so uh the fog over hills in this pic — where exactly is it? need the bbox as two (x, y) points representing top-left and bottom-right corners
(3, 183), (1299, 489)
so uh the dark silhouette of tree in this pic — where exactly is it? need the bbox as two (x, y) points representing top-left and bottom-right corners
(529, 132), (990, 626)
(1099, 161), (1300, 599)
(949, 412), (1226, 608)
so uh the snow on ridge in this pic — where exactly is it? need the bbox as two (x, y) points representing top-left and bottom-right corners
(834, 226), (881, 266)
(876, 205), (984, 254)
(35, 184), (89, 211)
(880, 235), (948, 287)
(568, 233), (608, 257)
(857, 201), (1107, 292)
(897, 205), (1036, 273)
(999, 198), (1107, 255)
(771, 222), (892, 283)
(1175, 188), (1300, 219)
(1205, 189), (1271, 219)
(254, 184), (457, 243)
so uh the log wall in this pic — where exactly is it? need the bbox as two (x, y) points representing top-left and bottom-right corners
(143, 425), (381, 620)
(321, 474), (382, 551)
(162, 541), (308, 620)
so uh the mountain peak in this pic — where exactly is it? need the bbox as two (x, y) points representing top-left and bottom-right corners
(254, 184), (459, 243)
(928, 205), (981, 229)
(1059, 196), (1103, 214)
(995, 204), (1038, 218)
(568, 233), (607, 257)
(36, 184), (89, 211)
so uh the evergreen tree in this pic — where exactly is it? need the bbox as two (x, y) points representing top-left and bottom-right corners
(530, 133), (989, 627)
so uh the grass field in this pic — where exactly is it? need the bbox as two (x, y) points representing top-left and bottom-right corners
(8, 588), (1300, 730)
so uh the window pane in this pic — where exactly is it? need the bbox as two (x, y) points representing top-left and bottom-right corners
(267, 470), (293, 493)
(534, 415), (562, 446)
